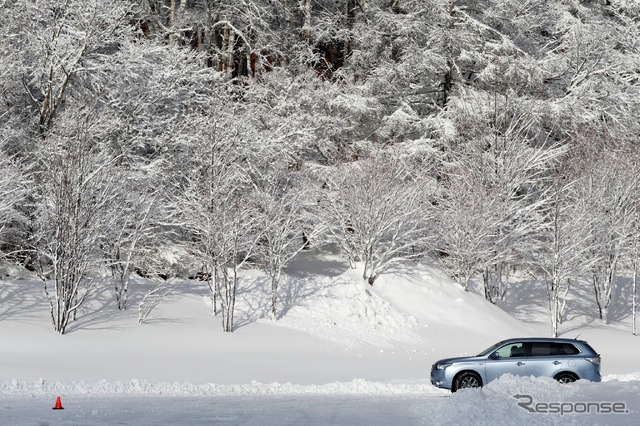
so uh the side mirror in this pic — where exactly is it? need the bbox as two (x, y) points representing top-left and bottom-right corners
(489, 351), (500, 360)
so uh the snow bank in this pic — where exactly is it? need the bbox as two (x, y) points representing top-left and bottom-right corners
(0, 378), (444, 397)
(427, 375), (640, 426)
(272, 272), (421, 349)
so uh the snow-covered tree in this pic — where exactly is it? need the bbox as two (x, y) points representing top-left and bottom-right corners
(629, 151), (640, 336)
(136, 0), (281, 79)
(531, 155), (598, 337)
(434, 174), (500, 292)
(7, 0), (131, 134)
(541, 2), (640, 135)
(438, 92), (565, 302)
(0, 134), (27, 226)
(94, 37), (222, 166)
(32, 111), (124, 334)
(573, 133), (637, 323)
(0, 148), (28, 267)
(171, 115), (263, 332)
(1, 0), (640, 331)
(251, 162), (321, 320)
(138, 279), (174, 324)
(100, 184), (158, 311)
(317, 152), (434, 285)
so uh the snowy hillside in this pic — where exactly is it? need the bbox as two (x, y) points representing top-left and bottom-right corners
(1, 252), (640, 424)
(0, 252), (533, 385)
(2, 251), (638, 385)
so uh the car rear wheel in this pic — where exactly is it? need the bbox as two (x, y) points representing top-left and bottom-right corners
(555, 372), (578, 384)
(452, 372), (482, 392)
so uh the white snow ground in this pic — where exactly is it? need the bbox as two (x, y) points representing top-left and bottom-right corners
(1, 252), (639, 424)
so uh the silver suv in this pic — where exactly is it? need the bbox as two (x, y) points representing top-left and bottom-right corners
(431, 338), (601, 392)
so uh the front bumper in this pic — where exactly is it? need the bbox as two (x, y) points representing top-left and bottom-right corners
(430, 367), (451, 389)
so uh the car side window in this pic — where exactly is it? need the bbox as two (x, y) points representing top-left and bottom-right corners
(530, 342), (553, 356)
(495, 342), (525, 358)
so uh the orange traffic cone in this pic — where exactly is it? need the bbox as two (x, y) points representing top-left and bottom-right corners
(53, 396), (64, 410)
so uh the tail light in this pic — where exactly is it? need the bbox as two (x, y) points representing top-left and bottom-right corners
(586, 356), (601, 366)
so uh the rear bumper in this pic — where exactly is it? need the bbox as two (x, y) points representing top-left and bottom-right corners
(579, 369), (601, 383)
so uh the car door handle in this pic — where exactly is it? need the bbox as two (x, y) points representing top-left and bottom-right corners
(517, 362), (525, 366)
(553, 361), (561, 365)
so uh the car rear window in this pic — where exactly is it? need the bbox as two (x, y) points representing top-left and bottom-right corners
(557, 343), (580, 355)
(529, 342), (580, 356)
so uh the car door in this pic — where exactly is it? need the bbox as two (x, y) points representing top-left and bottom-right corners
(525, 341), (563, 378)
(484, 341), (528, 383)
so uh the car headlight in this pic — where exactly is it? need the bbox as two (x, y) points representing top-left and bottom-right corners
(434, 363), (452, 370)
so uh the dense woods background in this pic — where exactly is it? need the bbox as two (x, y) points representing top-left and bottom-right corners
(1, 0), (639, 334)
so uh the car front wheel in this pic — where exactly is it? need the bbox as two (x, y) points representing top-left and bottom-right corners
(452, 372), (482, 392)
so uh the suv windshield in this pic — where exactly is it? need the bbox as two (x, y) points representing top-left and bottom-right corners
(476, 342), (503, 357)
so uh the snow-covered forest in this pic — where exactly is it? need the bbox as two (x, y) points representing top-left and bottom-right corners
(1, 0), (639, 335)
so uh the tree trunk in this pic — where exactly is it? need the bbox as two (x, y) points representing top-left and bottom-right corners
(592, 274), (603, 320)
(227, 29), (235, 73)
(169, 0), (176, 27)
(547, 275), (561, 338)
(558, 281), (570, 325)
(270, 268), (281, 321)
(483, 263), (504, 304)
(220, 266), (237, 333)
(633, 268), (637, 336)
(301, 0), (312, 42)
(592, 257), (618, 323)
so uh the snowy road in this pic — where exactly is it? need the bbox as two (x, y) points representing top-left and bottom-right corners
(2, 377), (640, 426)
(1, 394), (446, 425)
